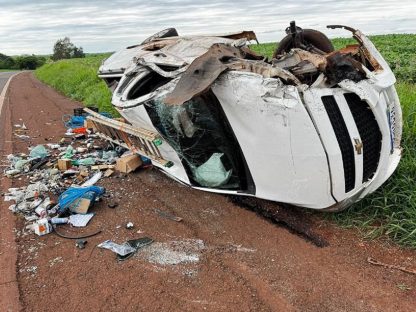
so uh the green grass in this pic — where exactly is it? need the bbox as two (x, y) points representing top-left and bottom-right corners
(35, 35), (416, 247)
(35, 54), (116, 115)
(252, 34), (416, 247)
(331, 82), (416, 247)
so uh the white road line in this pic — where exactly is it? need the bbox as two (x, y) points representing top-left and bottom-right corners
(0, 72), (20, 116)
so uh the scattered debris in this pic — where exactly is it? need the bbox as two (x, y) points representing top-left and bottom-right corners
(97, 240), (135, 256)
(33, 218), (52, 236)
(367, 257), (416, 275)
(69, 213), (95, 227)
(396, 284), (412, 291)
(103, 168), (114, 177)
(91, 164), (115, 171)
(107, 202), (118, 209)
(80, 171), (102, 187)
(98, 237), (153, 261)
(117, 238), (154, 261)
(75, 239), (87, 249)
(116, 154), (142, 173)
(3, 108), (148, 243)
(14, 134), (30, 140)
(58, 186), (105, 214)
(53, 226), (102, 240)
(29, 145), (48, 159)
(154, 208), (183, 222)
(58, 159), (72, 171)
(21, 266), (38, 275)
(49, 256), (63, 267)
(50, 217), (69, 224)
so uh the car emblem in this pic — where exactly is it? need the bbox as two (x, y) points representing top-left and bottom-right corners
(354, 138), (363, 154)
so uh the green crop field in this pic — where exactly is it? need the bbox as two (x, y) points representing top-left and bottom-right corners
(251, 34), (416, 82)
(35, 34), (416, 247)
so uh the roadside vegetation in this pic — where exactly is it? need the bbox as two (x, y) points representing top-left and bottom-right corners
(0, 37), (84, 71)
(52, 37), (85, 61)
(253, 34), (416, 248)
(35, 54), (115, 114)
(334, 36), (416, 248)
(333, 82), (416, 247)
(0, 53), (46, 70)
(35, 34), (416, 247)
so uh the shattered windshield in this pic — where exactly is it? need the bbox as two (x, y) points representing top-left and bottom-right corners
(144, 90), (252, 190)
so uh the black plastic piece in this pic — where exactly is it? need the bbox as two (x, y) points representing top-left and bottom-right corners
(322, 95), (355, 192)
(344, 93), (382, 182)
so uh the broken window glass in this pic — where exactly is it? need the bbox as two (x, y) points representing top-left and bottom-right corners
(145, 89), (252, 190)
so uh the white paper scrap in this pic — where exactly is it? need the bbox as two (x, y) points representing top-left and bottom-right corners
(69, 213), (95, 227)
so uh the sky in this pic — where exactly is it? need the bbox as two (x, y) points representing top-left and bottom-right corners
(1, 0), (415, 55)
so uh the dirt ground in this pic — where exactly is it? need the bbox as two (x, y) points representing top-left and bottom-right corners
(1, 72), (416, 312)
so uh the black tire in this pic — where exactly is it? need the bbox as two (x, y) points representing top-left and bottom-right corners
(273, 29), (334, 58)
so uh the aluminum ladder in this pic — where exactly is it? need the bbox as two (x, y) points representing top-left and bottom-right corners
(84, 108), (172, 167)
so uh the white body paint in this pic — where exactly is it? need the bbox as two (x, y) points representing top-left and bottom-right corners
(98, 31), (402, 210)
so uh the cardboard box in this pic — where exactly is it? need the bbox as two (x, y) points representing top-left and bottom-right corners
(69, 198), (92, 214)
(91, 164), (115, 171)
(84, 119), (96, 130)
(58, 159), (72, 171)
(79, 170), (89, 177)
(104, 169), (114, 177)
(116, 154), (142, 173)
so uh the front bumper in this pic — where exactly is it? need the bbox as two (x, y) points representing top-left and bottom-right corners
(302, 31), (402, 210)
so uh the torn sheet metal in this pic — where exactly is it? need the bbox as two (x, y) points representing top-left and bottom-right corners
(98, 22), (402, 211)
(217, 30), (258, 42)
(164, 43), (300, 105)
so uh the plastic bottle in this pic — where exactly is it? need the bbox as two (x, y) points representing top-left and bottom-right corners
(50, 217), (69, 224)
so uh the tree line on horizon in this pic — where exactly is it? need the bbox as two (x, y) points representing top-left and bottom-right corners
(0, 37), (85, 70)
(0, 53), (46, 70)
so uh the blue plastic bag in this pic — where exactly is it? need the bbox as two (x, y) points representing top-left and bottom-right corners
(58, 186), (105, 214)
(63, 115), (86, 129)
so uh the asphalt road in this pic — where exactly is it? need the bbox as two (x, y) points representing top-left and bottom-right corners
(0, 71), (17, 93)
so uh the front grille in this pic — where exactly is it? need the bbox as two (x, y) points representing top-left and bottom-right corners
(344, 93), (382, 182)
(322, 95), (355, 192)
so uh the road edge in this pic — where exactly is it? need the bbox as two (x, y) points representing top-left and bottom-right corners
(0, 72), (23, 312)
(0, 72), (20, 114)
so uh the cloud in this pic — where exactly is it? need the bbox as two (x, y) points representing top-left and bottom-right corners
(0, 0), (415, 55)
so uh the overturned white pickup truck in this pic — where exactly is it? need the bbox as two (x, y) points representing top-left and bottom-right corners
(97, 23), (402, 211)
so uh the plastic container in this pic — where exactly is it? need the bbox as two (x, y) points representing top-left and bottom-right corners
(34, 219), (51, 236)
(50, 217), (69, 224)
